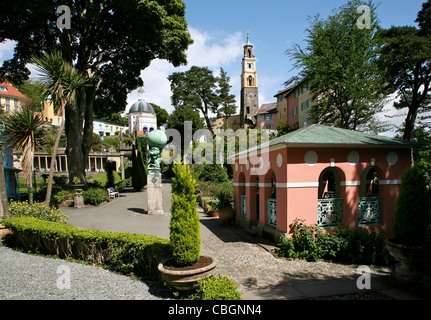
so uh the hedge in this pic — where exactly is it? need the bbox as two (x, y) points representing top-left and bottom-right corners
(2, 216), (172, 280)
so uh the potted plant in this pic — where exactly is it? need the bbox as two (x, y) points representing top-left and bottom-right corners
(206, 198), (219, 217)
(158, 163), (217, 291)
(385, 166), (431, 282)
(217, 189), (235, 224)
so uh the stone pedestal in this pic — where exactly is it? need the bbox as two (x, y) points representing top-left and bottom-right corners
(74, 190), (85, 209)
(147, 169), (164, 215)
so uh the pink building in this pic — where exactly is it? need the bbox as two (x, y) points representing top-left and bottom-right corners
(232, 125), (415, 241)
(256, 103), (277, 130)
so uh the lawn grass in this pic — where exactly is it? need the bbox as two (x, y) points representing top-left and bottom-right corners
(90, 172), (122, 186)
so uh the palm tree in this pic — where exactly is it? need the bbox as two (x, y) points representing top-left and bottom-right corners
(2, 104), (44, 203)
(32, 50), (87, 205)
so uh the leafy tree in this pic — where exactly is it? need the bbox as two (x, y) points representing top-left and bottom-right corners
(2, 104), (44, 203)
(16, 80), (46, 112)
(151, 103), (170, 128)
(169, 66), (220, 131)
(286, 0), (386, 131)
(0, 0), (193, 183)
(377, 1), (431, 141)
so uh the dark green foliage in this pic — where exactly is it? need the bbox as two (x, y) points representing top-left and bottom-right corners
(276, 219), (393, 265)
(105, 161), (116, 188)
(192, 163), (229, 183)
(193, 275), (242, 300)
(2, 216), (172, 279)
(82, 188), (110, 206)
(169, 164), (200, 266)
(393, 166), (431, 245)
(132, 143), (147, 191)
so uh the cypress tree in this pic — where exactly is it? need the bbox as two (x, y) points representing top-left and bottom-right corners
(132, 142), (147, 191)
(169, 163), (200, 266)
(393, 166), (431, 245)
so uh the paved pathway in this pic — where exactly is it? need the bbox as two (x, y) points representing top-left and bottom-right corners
(61, 182), (425, 300)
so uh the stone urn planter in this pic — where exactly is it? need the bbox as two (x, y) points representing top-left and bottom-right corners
(158, 255), (217, 291)
(385, 238), (431, 282)
(218, 205), (235, 224)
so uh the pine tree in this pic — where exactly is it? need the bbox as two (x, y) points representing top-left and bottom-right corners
(169, 163), (200, 266)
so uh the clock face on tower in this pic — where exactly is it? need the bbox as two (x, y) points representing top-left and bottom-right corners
(249, 94), (254, 98)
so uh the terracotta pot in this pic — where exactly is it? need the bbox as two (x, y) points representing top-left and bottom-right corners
(158, 255), (217, 291)
(385, 238), (431, 282)
(218, 205), (234, 224)
(209, 210), (219, 217)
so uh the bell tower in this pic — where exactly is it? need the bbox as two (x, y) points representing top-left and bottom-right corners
(240, 32), (259, 128)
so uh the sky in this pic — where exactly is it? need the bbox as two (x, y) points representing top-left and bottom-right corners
(0, 0), (427, 133)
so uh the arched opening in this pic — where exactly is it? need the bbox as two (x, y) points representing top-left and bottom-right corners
(317, 167), (343, 228)
(238, 172), (246, 218)
(359, 167), (383, 226)
(248, 48), (252, 58)
(264, 169), (277, 228)
(248, 76), (253, 86)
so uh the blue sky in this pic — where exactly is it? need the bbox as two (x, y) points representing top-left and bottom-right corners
(0, 0), (426, 124)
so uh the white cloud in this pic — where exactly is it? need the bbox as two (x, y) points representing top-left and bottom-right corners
(0, 40), (16, 62)
(127, 27), (244, 115)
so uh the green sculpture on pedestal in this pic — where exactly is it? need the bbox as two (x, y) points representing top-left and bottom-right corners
(147, 129), (168, 170)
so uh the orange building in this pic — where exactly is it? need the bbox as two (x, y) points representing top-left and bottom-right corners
(232, 124), (415, 242)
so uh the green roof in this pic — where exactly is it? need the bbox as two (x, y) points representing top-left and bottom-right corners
(232, 124), (416, 158)
(270, 124), (415, 147)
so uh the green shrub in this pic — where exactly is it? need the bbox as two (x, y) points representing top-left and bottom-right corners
(393, 166), (431, 245)
(82, 188), (110, 206)
(8, 200), (68, 224)
(169, 163), (200, 266)
(276, 219), (393, 265)
(2, 216), (171, 279)
(192, 163), (229, 183)
(194, 275), (242, 300)
(53, 189), (74, 206)
(117, 177), (132, 189)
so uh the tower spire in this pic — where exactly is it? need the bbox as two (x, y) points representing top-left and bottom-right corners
(138, 84), (145, 100)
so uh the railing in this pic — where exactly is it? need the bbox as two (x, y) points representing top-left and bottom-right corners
(241, 195), (246, 218)
(358, 196), (382, 226)
(267, 198), (277, 228)
(317, 198), (343, 228)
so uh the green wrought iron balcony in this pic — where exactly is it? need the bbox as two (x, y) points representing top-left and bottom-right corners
(267, 198), (277, 228)
(317, 198), (343, 228)
(358, 196), (382, 226)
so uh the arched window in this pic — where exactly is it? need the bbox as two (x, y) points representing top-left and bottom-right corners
(248, 76), (253, 86)
(318, 167), (343, 228)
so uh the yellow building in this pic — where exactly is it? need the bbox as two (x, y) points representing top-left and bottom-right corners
(212, 114), (242, 135)
(0, 81), (27, 112)
(41, 95), (63, 126)
(274, 79), (316, 129)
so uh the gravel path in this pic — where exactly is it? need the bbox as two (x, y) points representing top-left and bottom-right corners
(198, 214), (392, 294)
(0, 246), (170, 300)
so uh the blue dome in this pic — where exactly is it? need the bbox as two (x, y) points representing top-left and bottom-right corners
(129, 99), (155, 114)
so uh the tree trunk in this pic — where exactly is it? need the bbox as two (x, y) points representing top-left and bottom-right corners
(65, 90), (87, 185)
(45, 104), (66, 205)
